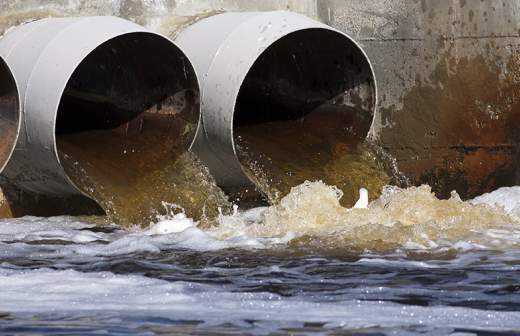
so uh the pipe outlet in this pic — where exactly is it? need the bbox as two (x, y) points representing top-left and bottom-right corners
(0, 17), (200, 202)
(175, 11), (377, 201)
(0, 56), (19, 175)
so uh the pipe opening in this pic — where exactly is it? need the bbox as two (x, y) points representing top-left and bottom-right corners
(56, 32), (204, 224)
(0, 57), (19, 173)
(234, 29), (386, 206)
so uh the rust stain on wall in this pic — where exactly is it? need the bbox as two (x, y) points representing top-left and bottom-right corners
(379, 50), (520, 199)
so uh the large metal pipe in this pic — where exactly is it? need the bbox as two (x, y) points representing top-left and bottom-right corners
(175, 11), (377, 201)
(0, 17), (199, 213)
(0, 56), (19, 175)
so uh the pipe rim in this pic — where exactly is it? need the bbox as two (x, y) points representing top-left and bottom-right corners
(0, 56), (21, 175)
(18, 16), (200, 196)
(200, 11), (378, 185)
(53, 32), (201, 198)
(230, 26), (378, 157)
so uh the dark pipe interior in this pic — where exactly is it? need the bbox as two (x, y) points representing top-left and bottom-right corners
(234, 29), (375, 134)
(55, 33), (200, 223)
(233, 28), (379, 205)
(57, 33), (198, 137)
(0, 57), (19, 172)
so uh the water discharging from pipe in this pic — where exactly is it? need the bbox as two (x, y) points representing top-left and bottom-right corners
(55, 33), (230, 226)
(233, 29), (389, 206)
(0, 57), (19, 174)
(175, 12), (396, 206)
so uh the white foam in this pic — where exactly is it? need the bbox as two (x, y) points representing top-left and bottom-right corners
(2, 183), (520, 258)
(0, 216), (90, 236)
(470, 186), (520, 218)
(0, 214), (266, 258)
(240, 206), (268, 224)
(0, 268), (519, 331)
(356, 257), (439, 269)
(145, 213), (195, 235)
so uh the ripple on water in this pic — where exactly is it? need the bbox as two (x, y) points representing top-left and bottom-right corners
(1, 183), (520, 334)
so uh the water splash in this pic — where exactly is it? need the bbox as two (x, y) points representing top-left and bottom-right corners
(208, 181), (520, 252)
(58, 123), (231, 227)
(235, 120), (390, 207)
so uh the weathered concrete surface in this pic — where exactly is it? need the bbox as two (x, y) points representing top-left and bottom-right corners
(1, 0), (520, 208)
(319, 0), (520, 199)
(0, 1), (317, 37)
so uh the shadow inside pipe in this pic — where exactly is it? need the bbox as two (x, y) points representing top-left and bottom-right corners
(0, 181), (104, 219)
(234, 29), (388, 206)
(0, 57), (19, 173)
(56, 33), (230, 226)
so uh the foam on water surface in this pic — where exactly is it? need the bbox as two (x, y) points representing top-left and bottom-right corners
(207, 181), (520, 252)
(0, 267), (519, 333)
(470, 186), (520, 218)
(1, 185), (520, 334)
(2, 182), (520, 255)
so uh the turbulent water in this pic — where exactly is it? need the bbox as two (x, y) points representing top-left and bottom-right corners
(235, 119), (390, 207)
(0, 127), (15, 165)
(1, 182), (520, 335)
(57, 102), (231, 227)
(3, 4), (520, 335)
(59, 130), (231, 227)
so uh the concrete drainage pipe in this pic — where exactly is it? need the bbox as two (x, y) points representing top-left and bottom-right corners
(0, 56), (19, 175)
(176, 11), (377, 204)
(0, 16), (200, 216)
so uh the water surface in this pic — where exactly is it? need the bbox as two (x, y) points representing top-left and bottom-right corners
(1, 183), (520, 335)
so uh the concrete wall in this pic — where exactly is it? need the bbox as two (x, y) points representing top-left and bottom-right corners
(2, 0), (520, 199)
(0, 1), (317, 37)
(318, 0), (520, 198)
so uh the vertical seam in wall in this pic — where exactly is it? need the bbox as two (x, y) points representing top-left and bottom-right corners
(312, 0), (319, 20)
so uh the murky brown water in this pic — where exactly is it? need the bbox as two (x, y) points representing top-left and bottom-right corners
(235, 118), (389, 207)
(208, 180), (520, 253)
(0, 126), (15, 166)
(58, 112), (231, 227)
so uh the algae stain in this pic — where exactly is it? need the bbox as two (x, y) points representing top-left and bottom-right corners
(0, 10), (62, 35)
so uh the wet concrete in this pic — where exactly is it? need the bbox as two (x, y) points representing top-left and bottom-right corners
(379, 52), (520, 198)
(319, 0), (520, 199)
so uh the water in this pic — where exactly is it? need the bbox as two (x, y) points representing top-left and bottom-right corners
(0, 126), (15, 166)
(1, 183), (520, 335)
(235, 120), (390, 207)
(57, 107), (231, 228)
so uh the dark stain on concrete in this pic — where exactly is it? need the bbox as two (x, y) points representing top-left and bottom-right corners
(379, 52), (520, 199)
